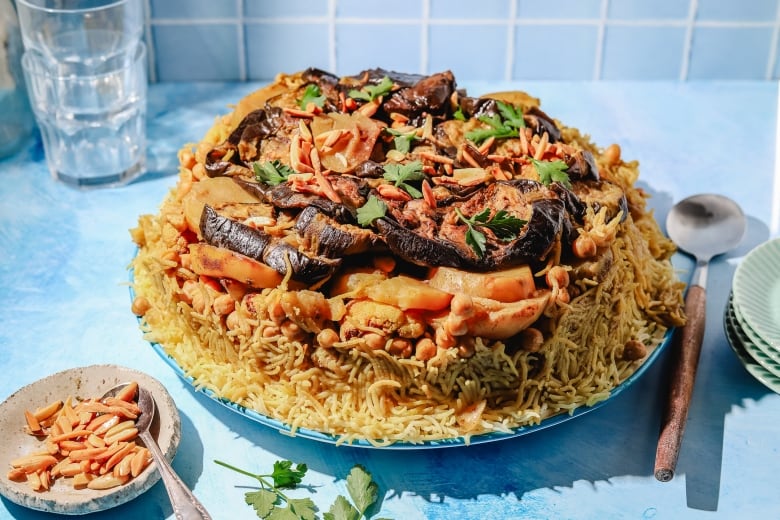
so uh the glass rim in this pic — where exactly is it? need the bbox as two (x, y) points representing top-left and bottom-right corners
(15, 0), (135, 15)
(21, 41), (147, 81)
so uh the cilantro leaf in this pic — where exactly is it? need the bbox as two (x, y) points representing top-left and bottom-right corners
(383, 161), (424, 199)
(530, 158), (571, 188)
(385, 128), (420, 154)
(465, 100), (525, 145)
(348, 76), (394, 102)
(453, 106), (466, 121)
(245, 489), (278, 518)
(271, 460), (308, 489)
(346, 466), (378, 517)
(253, 160), (295, 186)
(324, 495), (360, 520)
(455, 207), (527, 258)
(298, 84), (326, 110)
(356, 195), (387, 226)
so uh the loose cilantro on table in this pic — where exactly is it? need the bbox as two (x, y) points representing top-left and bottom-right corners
(465, 100), (526, 145)
(530, 157), (571, 188)
(455, 207), (527, 258)
(298, 84), (327, 110)
(348, 76), (394, 102)
(253, 160), (295, 186)
(384, 128), (420, 154)
(356, 195), (388, 226)
(382, 160), (424, 198)
(215, 459), (388, 520)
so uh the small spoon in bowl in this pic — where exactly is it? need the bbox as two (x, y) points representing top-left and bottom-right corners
(654, 193), (746, 482)
(104, 384), (212, 519)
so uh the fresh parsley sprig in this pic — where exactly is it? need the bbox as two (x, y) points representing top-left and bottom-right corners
(253, 160), (295, 186)
(455, 207), (527, 258)
(215, 459), (388, 520)
(382, 161), (424, 198)
(465, 100), (526, 145)
(215, 459), (314, 519)
(385, 128), (420, 154)
(356, 195), (388, 226)
(298, 84), (326, 110)
(530, 158), (571, 188)
(348, 76), (394, 102)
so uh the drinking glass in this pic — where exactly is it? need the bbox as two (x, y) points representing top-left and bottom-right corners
(15, 0), (143, 69)
(22, 42), (147, 187)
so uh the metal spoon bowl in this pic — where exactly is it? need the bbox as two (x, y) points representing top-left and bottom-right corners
(654, 193), (746, 482)
(104, 384), (212, 519)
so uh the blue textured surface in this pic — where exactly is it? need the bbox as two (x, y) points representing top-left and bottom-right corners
(139, 0), (780, 82)
(1, 80), (779, 519)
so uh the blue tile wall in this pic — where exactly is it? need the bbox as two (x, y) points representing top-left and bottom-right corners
(141, 0), (780, 82)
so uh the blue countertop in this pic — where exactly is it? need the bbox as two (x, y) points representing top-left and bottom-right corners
(1, 80), (779, 519)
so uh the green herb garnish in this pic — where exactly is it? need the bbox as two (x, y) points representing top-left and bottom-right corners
(348, 76), (394, 102)
(455, 207), (527, 258)
(465, 100), (526, 145)
(215, 459), (313, 519)
(385, 128), (420, 154)
(356, 195), (388, 226)
(298, 84), (326, 110)
(215, 460), (387, 520)
(530, 157), (571, 188)
(253, 160), (295, 186)
(382, 160), (424, 198)
(453, 106), (466, 121)
(324, 465), (383, 520)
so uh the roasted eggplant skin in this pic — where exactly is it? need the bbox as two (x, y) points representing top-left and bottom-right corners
(199, 205), (339, 284)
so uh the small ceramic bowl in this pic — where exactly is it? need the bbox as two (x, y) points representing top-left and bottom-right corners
(0, 365), (181, 515)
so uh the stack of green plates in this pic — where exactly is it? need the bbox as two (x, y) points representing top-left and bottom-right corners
(723, 238), (780, 394)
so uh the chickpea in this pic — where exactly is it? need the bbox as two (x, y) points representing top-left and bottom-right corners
(622, 340), (647, 361)
(388, 338), (413, 358)
(316, 328), (340, 349)
(262, 325), (280, 338)
(603, 143), (621, 165)
(363, 333), (386, 350)
(435, 327), (457, 349)
(415, 338), (437, 361)
(131, 296), (151, 317)
(519, 327), (544, 352)
(280, 320), (304, 341)
(457, 337), (476, 358)
(572, 234), (598, 259)
(212, 294), (235, 316)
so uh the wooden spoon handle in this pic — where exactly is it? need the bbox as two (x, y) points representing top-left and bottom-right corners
(654, 284), (706, 482)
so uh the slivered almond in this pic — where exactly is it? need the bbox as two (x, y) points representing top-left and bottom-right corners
(24, 410), (41, 433)
(87, 473), (130, 490)
(130, 448), (151, 478)
(33, 400), (62, 422)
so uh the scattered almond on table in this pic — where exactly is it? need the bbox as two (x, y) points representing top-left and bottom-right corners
(6, 381), (152, 492)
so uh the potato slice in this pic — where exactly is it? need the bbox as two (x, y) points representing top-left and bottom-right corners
(182, 177), (260, 236)
(365, 275), (453, 311)
(428, 265), (535, 303)
(188, 243), (283, 289)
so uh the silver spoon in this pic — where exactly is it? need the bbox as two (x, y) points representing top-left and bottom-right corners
(105, 384), (212, 519)
(654, 193), (746, 482)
